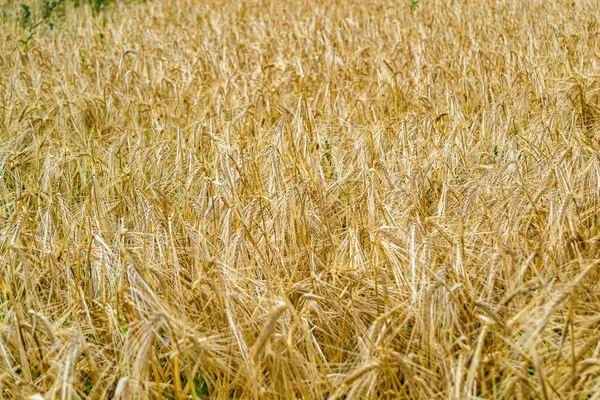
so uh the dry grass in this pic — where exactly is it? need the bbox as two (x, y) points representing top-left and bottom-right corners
(1, 0), (600, 398)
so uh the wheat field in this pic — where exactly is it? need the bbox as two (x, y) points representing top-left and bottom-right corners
(1, 0), (600, 398)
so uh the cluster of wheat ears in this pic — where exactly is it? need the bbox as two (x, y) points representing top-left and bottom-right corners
(1, 0), (600, 398)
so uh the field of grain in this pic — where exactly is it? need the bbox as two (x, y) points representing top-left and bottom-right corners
(1, 0), (600, 398)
